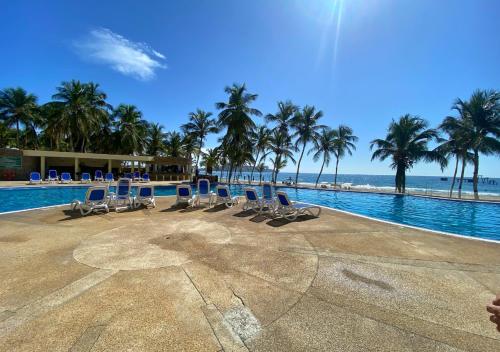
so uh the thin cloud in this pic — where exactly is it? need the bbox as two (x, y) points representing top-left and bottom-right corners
(74, 28), (166, 81)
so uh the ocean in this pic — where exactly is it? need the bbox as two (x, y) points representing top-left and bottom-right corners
(213, 171), (500, 196)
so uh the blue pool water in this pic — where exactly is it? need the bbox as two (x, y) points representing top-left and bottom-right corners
(0, 185), (499, 241)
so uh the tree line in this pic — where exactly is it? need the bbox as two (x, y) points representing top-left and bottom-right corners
(1, 81), (499, 199)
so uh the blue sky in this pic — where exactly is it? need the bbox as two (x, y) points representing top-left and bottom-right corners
(1, 0), (499, 176)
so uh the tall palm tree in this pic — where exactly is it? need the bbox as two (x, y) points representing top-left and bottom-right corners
(216, 83), (261, 183)
(0, 87), (38, 148)
(200, 148), (219, 175)
(265, 100), (298, 135)
(84, 83), (112, 152)
(146, 123), (166, 156)
(370, 114), (446, 193)
(249, 125), (271, 184)
(269, 129), (296, 183)
(291, 105), (325, 185)
(164, 131), (183, 157)
(113, 104), (147, 155)
(308, 128), (336, 187)
(181, 109), (218, 169)
(453, 90), (500, 199)
(0, 122), (15, 148)
(256, 162), (266, 185)
(332, 125), (358, 186)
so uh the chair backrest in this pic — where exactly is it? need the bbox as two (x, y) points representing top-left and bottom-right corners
(198, 179), (210, 195)
(105, 172), (113, 181)
(177, 184), (192, 198)
(49, 169), (57, 179)
(81, 172), (90, 180)
(86, 186), (107, 203)
(262, 183), (273, 200)
(95, 170), (103, 178)
(142, 173), (150, 180)
(138, 185), (154, 198)
(133, 171), (140, 178)
(217, 185), (230, 198)
(61, 172), (71, 180)
(244, 188), (258, 201)
(276, 191), (291, 206)
(30, 172), (41, 181)
(117, 178), (131, 196)
(124, 172), (133, 179)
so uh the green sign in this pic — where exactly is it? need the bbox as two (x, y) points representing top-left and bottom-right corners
(0, 156), (22, 169)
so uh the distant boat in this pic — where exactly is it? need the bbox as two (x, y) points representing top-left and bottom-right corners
(440, 177), (448, 181)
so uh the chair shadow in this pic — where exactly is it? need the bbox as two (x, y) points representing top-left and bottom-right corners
(233, 209), (257, 218)
(249, 214), (270, 223)
(204, 204), (227, 213)
(266, 214), (317, 227)
(160, 205), (189, 212)
(58, 209), (110, 221)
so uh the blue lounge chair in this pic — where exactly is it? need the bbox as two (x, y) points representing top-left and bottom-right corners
(60, 172), (72, 184)
(142, 173), (150, 182)
(80, 172), (91, 183)
(133, 171), (142, 182)
(124, 172), (133, 179)
(174, 184), (194, 206)
(109, 178), (132, 212)
(133, 185), (156, 209)
(192, 179), (214, 207)
(94, 170), (104, 182)
(105, 172), (114, 183)
(70, 186), (109, 216)
(243, 187), (263, 213)
(261, 182), (277, 214)
(275, 191), (321, 221)
(214, 185), (239, 208)
(47, 169), (58, 183)
(29, 171), (42, 184)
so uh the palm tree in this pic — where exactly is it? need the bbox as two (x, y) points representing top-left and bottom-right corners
(0, 122), (15, 148)
(453, 90), (500, 199)
(265, 101), (298, 135)
(332, 125), (358, 186)
(181, 109), (218, 170)
(370, 114), (446, 193)
(438, 116), (473, 198)
(269, 129), (296, 183)
(308, 128), (336, 187)
(256, 162), (266, 185)
(291, 105), (325, 185)
(146, 123), (166, 156)
(216, 83), (262, 183)
(200, 148), (219, 175)
(113, 104), (147, 155)
(0, 87), (38, 148)
(249, 125), (271, 184)
(84, 82), (112, 152)
(164, 131), (183, 157)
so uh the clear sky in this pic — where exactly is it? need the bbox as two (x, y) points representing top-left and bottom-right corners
(1, 0), (499, 176)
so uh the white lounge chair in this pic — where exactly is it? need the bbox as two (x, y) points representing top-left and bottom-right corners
(29, 171), (42, 184)
(275, 191), (321, 221)
(214, 185), (239, 208)
(141, 173), (150, 182)
(133, 171), (142, 182)
(60, 172), (72, 184)
(192, 179), (214, 207)
(105, 172), (114, 183)
(133, 185), (156, 209)
(47, 169), (58, 183)
(261, 182), (277, 214)
(243, 187), (263, 213)
(94, 170), (104, 182)
(80, 172), (91, 183)
(109, 178), (132, 212)
(70, 186), (109, 216)
(174, 184), (194, 206)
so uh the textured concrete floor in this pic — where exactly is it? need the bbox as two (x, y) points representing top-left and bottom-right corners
(0, 197), (499, 351)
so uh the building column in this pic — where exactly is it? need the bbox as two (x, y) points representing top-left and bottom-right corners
(108, 159), (112, 173)
(74, 158), (79, 180)
(40, 156), (45, 179)
(131, 161), (135, 173)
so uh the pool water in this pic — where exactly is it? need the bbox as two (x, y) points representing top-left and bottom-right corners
(0, 184), (499, 241)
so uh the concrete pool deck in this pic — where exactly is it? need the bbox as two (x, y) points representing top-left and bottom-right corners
(0, 197), (499, 351)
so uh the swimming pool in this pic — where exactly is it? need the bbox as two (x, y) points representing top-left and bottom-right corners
(0, 185), (499, 241)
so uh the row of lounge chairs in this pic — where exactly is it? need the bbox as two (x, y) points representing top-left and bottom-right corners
(29, 170), (150, 184)
(174, 179), (321, 221)
(70, 178), (155, 216)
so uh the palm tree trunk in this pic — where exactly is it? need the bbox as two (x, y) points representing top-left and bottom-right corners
(449, 156), (459, 198)
(16, 120), (20, 148)
(227, 163), (234, 185)
(472, 149), (479, 200)
(294, 143), (306, 186)
(315, 156), (326, 187)
(402, 170), (406, 193)
(458, 156), (466, 199)
(250, 150), (260, 185)
(334, 157), (340, 186)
